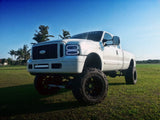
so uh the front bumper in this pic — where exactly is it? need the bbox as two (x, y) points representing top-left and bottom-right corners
(27, 56), (86, 74)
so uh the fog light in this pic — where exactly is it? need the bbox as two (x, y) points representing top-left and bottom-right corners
(28, 64), (32, 69)
(52, 63), (62, 69)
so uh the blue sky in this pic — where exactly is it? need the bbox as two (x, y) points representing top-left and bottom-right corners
(0, 0), (160, 60)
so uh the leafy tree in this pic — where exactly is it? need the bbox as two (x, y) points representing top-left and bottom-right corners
(16, 48), (24, 60)
(7, 58), (13, 65)
(33, 25), (54, 43)
(1, 59), (5, 65)
(23, 45), (30, 60)
(8, 49), (17, 59)
(59, 29), (71, 39)
(16, 45), (30, 61)
(8, 44), (30, 64)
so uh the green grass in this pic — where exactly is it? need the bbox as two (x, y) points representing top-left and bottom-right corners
(0, 65), (160, 120)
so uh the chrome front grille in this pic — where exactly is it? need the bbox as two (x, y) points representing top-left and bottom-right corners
(32, 44), (58, 60)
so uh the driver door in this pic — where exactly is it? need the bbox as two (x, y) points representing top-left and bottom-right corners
(102, 33), (118, 71)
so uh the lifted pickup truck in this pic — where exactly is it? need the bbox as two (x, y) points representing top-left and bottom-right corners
(27, 31), (137, 104)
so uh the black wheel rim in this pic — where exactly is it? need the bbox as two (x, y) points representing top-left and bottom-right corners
(85, 76), (103, 99)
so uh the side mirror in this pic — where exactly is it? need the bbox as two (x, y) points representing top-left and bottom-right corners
(113, 36), (120, 45)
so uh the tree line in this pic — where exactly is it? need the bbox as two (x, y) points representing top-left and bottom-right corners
(136, 59), (160, 64)
(6, 25), (71, 65)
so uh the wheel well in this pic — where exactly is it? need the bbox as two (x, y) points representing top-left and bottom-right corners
(83, 53), (102, 70)
(129, 59), (134, 68)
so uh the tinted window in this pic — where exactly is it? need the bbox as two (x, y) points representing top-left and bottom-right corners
(71, 31), (103, 42)
(103, 33), (113, 46)
(103, 33), (112, 41)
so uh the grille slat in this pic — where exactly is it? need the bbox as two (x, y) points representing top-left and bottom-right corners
(60, 44), (64, 57)
(33, 44), (58, 60)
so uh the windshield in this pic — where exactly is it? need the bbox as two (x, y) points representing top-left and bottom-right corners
(70, 31), (103, 42)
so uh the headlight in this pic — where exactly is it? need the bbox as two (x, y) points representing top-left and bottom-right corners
(66, 44), (80, 56)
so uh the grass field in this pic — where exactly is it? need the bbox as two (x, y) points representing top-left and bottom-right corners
(0, 64), (159, 120)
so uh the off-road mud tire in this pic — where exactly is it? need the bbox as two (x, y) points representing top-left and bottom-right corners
(125, 67), (137, 84)
(34, 75), (60, 95)
(72, 68), (108, 105)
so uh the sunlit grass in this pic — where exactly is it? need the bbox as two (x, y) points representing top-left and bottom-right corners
(0, 64), (160, 120)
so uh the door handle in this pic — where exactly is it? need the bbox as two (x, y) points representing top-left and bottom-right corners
(116, 50), (118, 55)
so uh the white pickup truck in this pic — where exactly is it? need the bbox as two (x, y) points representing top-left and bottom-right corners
(27, 31), (137, 104)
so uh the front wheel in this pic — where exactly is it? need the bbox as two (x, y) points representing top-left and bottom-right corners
(72, 68), (108, 104)
(34, 75), (60, 95)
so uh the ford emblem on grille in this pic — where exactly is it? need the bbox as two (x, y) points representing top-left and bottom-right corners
(39, 50), (46, 54)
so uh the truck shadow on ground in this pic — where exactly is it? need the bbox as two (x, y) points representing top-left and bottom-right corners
(109, 83), (126, 86)
(0, 84), (83, 117)
(0, 82), (126, 117)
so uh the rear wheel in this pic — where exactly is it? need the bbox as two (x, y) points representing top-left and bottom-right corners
(125, 67), (137, 84)
(34, 75), (60, 95)
(72, 68), (108, 104)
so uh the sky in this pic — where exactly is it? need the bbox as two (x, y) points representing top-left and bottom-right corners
(0, 0), (160, 60)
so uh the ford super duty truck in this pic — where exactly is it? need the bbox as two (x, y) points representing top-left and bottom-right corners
(27, 31), (137, 104)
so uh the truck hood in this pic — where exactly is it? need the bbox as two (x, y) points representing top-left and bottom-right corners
(32, 39), (101, 56)
(33, 39), (99, 47)
(62, 39), (99, 45)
